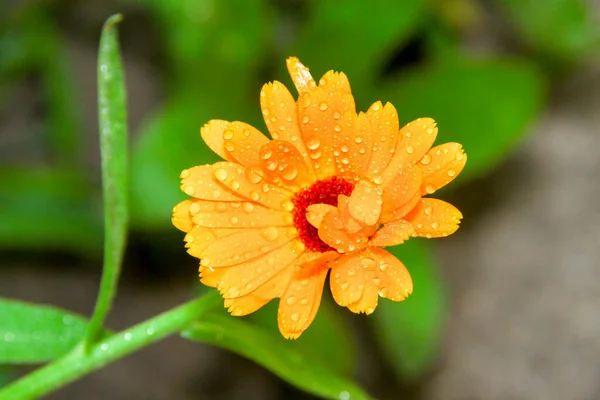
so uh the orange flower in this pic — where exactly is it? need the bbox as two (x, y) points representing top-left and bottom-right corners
(172, 57), (467, 339)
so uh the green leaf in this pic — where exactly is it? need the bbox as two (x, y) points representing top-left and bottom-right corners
(291, 0), (428, 96)
(85, 14), (129, 346)
(182, 313), (373, 400)
(0, 299), (89, 364)
(245, 298), (356, 376)
(379, 57), (546, 181)
(498, 0), (600, 65)
(371, 240), (444, 380)
(0, 168), (101, 253)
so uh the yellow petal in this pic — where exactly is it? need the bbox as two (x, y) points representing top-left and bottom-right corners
(298, 85), (355, 179)
(329, 254), (365, 307)
(318, 70), (352, 94)
(212, 162), (293, 210)
(224, 266), (295, 316)
(172, 199), (195, 232)
(306, 203), (337, 229)
(382, 118), (438, 186)
(180, 165), (241, 201)
(199, 227), (296, 267)
(199, 265), (228, 287)
(258, 140), (314, 190)
(365, 102), (399, 179)
(419, 143), (467, 195)
(405, 198), (463, 238)
(371, 247), (413, 301)
(278, 261), (330, 339)
(347, 180), (383, 226)
(286, 57), (316, 94)
(319, 209), (369, 254)
(380, 163), (422, 223)
(333, 111), (372, 181)
(369, 220), (414, 247)
(200, 120), (232, 161)
(185, 226), (219, 258)
(217, 240), (305, 299)
(190, 200), (293, 229)
(223, 121), (270, 168)
(260, 81), (312, 167)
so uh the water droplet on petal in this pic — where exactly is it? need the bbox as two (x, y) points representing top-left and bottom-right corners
(447, 169), (456, 177)
(431, 221), (440, 229)
(286, 296), (298, 306)
(406, 146), (414, 154)
(424, 207), (433, 216)
(215, 169), (228, 181)
(425, 184), (436, 194)
(307, 138), (320, 150)
(242, 203), (254, 213)
(291, 313), (300, 322)
(319, 102), (328, 111)
(223, 130), (234, 140)
(421, 154), (432, 165)
(228, 287), (240, 297)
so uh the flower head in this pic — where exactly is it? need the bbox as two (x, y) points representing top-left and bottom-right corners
(172, 57), (467, 339)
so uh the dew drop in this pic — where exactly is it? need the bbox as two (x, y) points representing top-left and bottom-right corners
(231, 180), (241, 190)
(263, 227), (279, 241)
(215, 168), (228, 181)
(180, 169), (191, 179)
(230, 216), (239, 224)
(281, 200), (294, 211)
(298, 94), (312, 108)
(281, 167), (298, 181)
(262, 149), (272, 160)
(100, 343), (109, 351)
(223, 130), (234, 140)
(371, 102), (381, 111)
(379, 262), (389, 272)
(307, 138), (321, 150)
(242, 203), (254, 213)
(302, 115), (310, 124)
(291, 313), (300, 322)
(319, 102), (328, 111)
(424, 207), (433, 216)
(456, 152), (464, 161)
(334, 124), (342, 132)
(361, 257), (376, 269)
(333, 111), (341, 119)
(421, 154), (432, 165)
(184, 185), (195, 195)
(228, 287), (240, 297)
(300, 298), (309, 305)
(431, 221), (440, 229)
(262, 108), (270, 116)
(123, 332), (132, 341)
(354, 136), (363, 144)
(200, 257), (211, 266)
(447, 169), (456, 177)
(372, 176), (383, 185)
(286, 296), (298, 306)
(406, 146), (414, 154)
(425, 184), (436, 194)
(250, 191), (260, 201)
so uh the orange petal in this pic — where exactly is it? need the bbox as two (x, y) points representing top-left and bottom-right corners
(223, 121), (270, 168)
(200, 120), (232, 161)
(419, 143), (467, 195)
(371, 247), (413, 301)
(369, 220), (414, 247)
(224, 266), (295, 316)
(382, 118), (438, 186)
(298, 86), (356, 179)
(190, 200), (293, 229)
(258, 140), (314, 190)
(199, 227), (296, 267)
(380, 163), (422, 223)
(329, 254), (365, 307)
(217, 240), (305, 299)
(199, 265), (228, 287)
(172, 199), (195, 232)
(212, 162), (293, 210)
(278, 259), (330, 339)
(319, 209), (369, 254)
(347, 282), (379, 315)
(333, 111), (372, 181)
(405, 198), (463, 238)
(306, 203), (337, 229)
(318, 70), (352, 94)
(365, 102), (399, 179)
(286, 57), (317, 94)
(347, 180), (383, 226)
(260, 81), (312, 166)
(185, 226), (219, 258)
(180, 165), (241, 201)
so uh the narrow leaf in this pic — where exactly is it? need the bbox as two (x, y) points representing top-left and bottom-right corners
(371, 240), (444, 380)
(86, 14), (129, 345)
(182, 313), (373, 400)
(0, 299), (89, 364)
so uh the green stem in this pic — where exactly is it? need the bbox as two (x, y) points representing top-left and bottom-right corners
(0, 293), (221, 400)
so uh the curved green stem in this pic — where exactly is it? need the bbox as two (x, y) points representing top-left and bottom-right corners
(0, 293), (221, 400)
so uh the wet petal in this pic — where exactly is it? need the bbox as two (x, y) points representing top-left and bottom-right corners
(258, 140), (314, 190)
(346, 273), (379, 315)
(419, 143), (467, 195)
(371, 247), (413, 301)
(278, 258), (330, 339)
(184, 226), (220, 258)
(224, 266), (295, 316)
(200, 120), (232, 161)
(199, 265), (228, 287)
(180, 165), (241, 202)
(306, 203), (337, 229)
(347, 180), (383, 226)
(382, 118), (438, 186)
(172, 199), (195, 232)
(190, 200), (293, 228)
(380, 163), (422, 223)
(223, 121), (270, 168)
(318, 70), (352, 94)
(298, 86), (355, 179)
(212, 162), (293, 211)
(217, 240), (306, 299)
(333, 111), (372, 181)
(369, 220), (414, 247)
(319, 209), (369, 254)
(286, 57), (317, 94)
(365, 102), (399, 179)
(405, 198), (463, 238)
(200, 227), (296, 267)
(329, 254), (365, 307)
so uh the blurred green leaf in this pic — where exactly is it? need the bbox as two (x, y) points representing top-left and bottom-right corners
(498, 0), (600, 66)
(182, 312), (373, 400)
(85, 13), (129, 346)
(379, 57), (546, 181)
(0, 169), (101, 252)
(0, 299), (88, 364)
(291, 0), (428, 96)
(371, 240), (444, 380)
(246, 298), (356, 376)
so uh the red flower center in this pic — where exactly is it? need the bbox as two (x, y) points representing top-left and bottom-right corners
(292, 176), (355, 252)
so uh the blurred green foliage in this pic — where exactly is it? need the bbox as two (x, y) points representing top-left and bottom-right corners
(1, 0), (599, 396)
